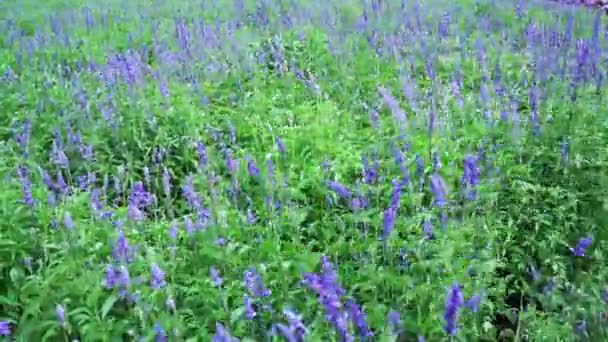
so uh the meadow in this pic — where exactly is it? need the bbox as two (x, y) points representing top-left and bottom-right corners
(1, 0), (607, 340)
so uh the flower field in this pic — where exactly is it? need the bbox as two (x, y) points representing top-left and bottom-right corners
(1, 0), (608, 340)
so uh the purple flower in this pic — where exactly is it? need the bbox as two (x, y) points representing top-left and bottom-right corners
(302, 256), (353, 342)
(195, 142), (208, 168)
(56, 304), (66, 327)
(155, 322), (167, 342)
(444, 282), (464, 336)
(210, 267), (223, 287)
(326, 181), (352, 199)
(430, 173), (449, 208)
(570, 236), (593, 257)
(382, 207), (397, 240)
(423, 219), (434, 240)
(244, 268), (271, 297)
(150, 263), (166, 289)
(276, 136), (286, 155)
(103, 264), (118, 289)
(213, 322), (239, 342)
(246, 156), (260, 177)
(112, 231), (133, 263)
(347, 300), (373, 339)
(387, 310), (402, 334)
(51, 140), (69, 169)
(378, 86), (406, 125)
(278, 308), (307, 341)
(244, 295), (256, 319)
(462, 155), (481, 200)
(465, 294), (481, 313)
(63, 212), (74, 230)
(0, 321), (10, 336)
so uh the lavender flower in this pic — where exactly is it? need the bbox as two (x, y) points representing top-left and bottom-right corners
(150, 263), (166, 289)
(465, 294), (481, 313)
(112, 231), (133, 264)
(423, 219), (434, 240)
(56, 304), (66, 327)
(382, 207), (397, 240)
(387, 310), (402, 335)
(302, 256), (353, 342)
(276, 136), (286, 155)
(246, 156), (260, 177)
(570, 236), (593, 257)
(195, 142), (208, 168)
(430, 173), (449, 207)
(444, 282), (464, 336)
(51, 140), (69, 169)
(244, 295), (256, 319)
(462, 155), (481, 200)
(326, 181), (352, 199)
(244, 268), (271, 297)
(213, 322), (239, 342)
(347, 300), (373, 339)
(277, 308), (307, 341)
(0, 321), (10, 336)
(210, 267), (223, 287)
(378, 86), (407, 125)
(155, 322), (167, 342)
(63, 212), (74, 230)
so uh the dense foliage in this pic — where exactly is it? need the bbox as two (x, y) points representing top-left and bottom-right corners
(1, 0), (607, 340)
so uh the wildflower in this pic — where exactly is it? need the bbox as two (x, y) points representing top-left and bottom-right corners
(244, 268), (271, 297)
(213, 322), (239, 342)
(56, 304), (66, 327)
(378, 86), (406, 125)
(195, 142), (208, 168)
(347, 300), (373, 339)
(0, 321), (10, 336)
(63, 212), (74, 230)
(246, 156), (260, 177)
(155, 322), (167, 342)
(423, 219), (434, 240)
(150, 263), (166, 289)
(244, 295), (256, 319)
(462, 155), (481, 200)
(326, 181), (352, 199)
(276, 136), (286, 155)
(51, 140), (69, 169)
(570, 236), (593, 257)
(210, 267), (223, 287)
(444, 282), (464, 336)
(103, 265), (118, 289)
(382, 207), (397, 240)
(279, 308), (307, 341)
(430, 173), (449, 207)
(112, 231), (133, 263)
(465, 294), (481, 313)
(387, 310), (402, 335)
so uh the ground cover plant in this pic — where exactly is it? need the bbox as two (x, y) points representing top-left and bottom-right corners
(1, 0), (608, 340)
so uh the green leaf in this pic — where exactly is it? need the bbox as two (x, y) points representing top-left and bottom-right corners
(100, 294), (119, 319)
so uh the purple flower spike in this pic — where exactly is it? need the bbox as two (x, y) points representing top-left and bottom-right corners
(150, 263), (166, 289)
(570, 236), (593, 257)
(326, 181), (352, 199)
(210, 267), (223, 287)
(465, 294), (481, 313)
(430, 173), (449, 208)
(444, 282), (464, 336)
(0, 321), (10, 336)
